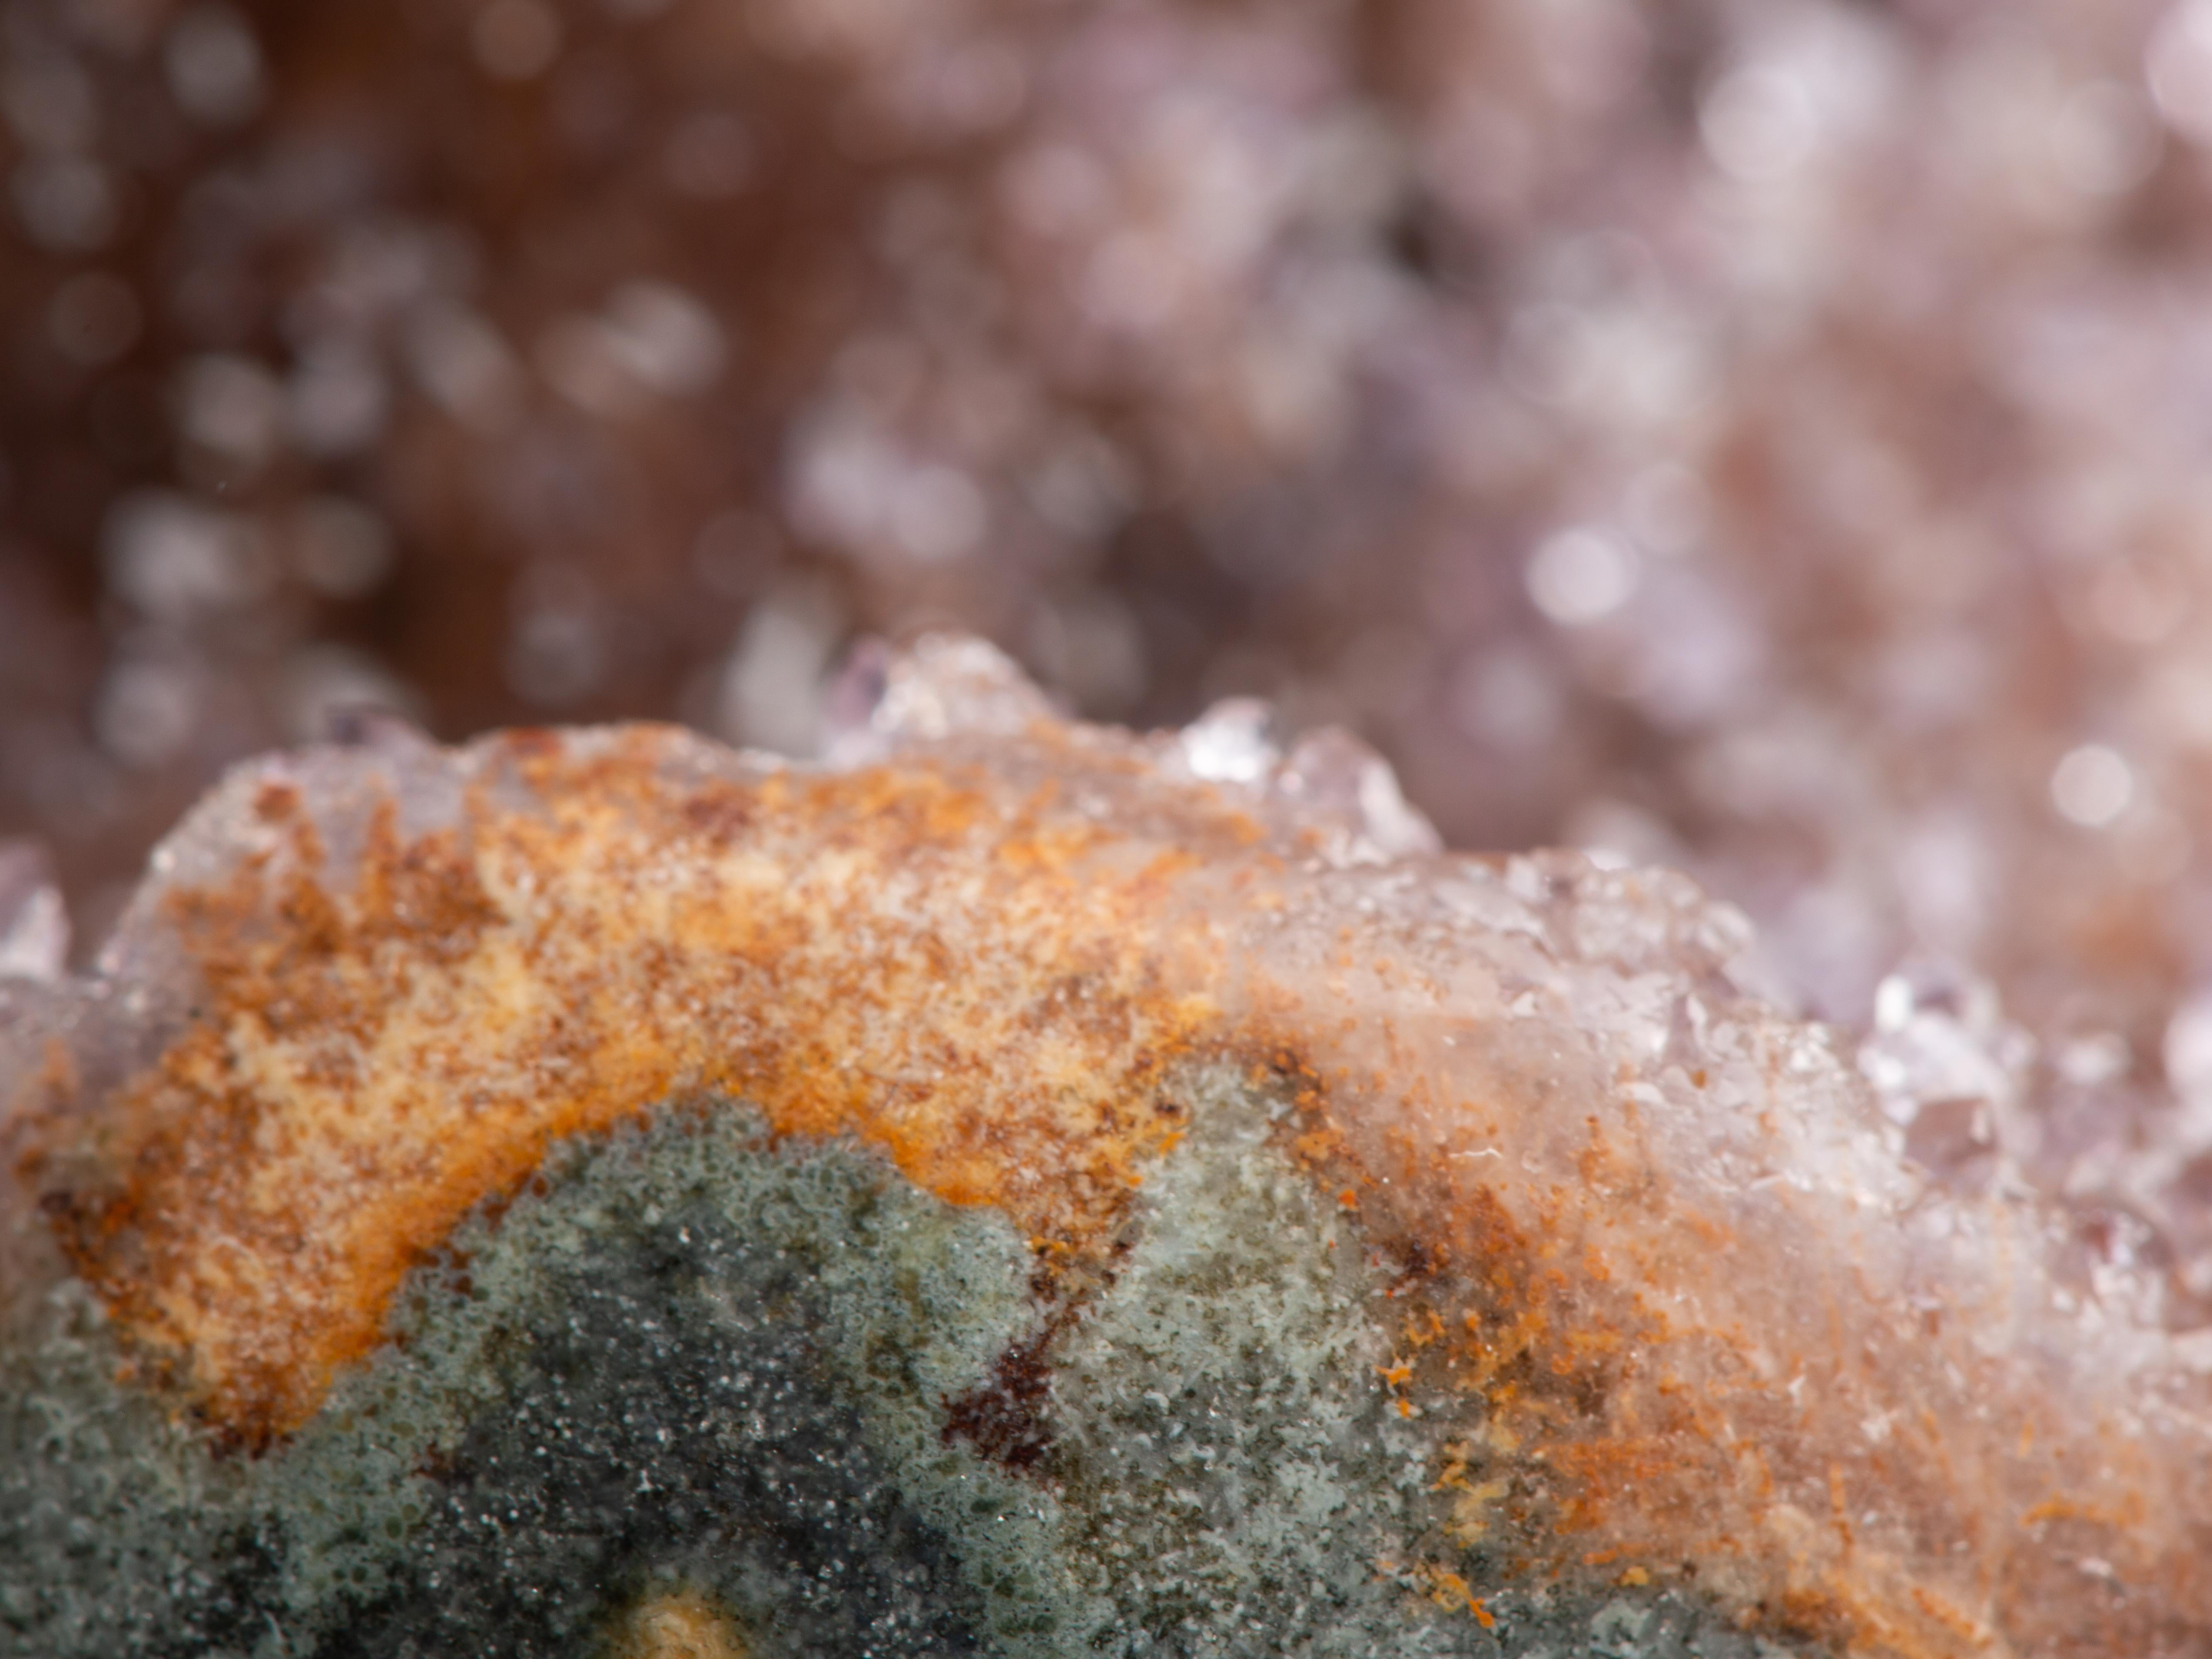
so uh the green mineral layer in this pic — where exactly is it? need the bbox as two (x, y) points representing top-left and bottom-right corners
(2, 1075), (1781, 1659)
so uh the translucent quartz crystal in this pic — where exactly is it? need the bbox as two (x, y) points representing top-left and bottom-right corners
(0, 843), (68, 985)
(2, 637), (2207, 1658)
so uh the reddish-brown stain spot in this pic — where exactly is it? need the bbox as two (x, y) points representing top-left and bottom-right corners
(942, 1325), (1059, 1472)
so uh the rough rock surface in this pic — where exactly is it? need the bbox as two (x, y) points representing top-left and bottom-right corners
(2, 637), (2208, 1658)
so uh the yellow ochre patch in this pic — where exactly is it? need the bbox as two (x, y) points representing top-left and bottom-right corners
(613, 1588), (749, 1659)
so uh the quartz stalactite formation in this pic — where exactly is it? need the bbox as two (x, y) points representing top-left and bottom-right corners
(2, 637), (2209, 1659)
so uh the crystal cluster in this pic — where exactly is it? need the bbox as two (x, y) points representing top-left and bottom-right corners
(3, 639), (2207, 1657)
(11, 0), (2212, 1335)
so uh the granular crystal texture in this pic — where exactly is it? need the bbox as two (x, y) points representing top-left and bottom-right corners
(3, 637), (2209, 1659)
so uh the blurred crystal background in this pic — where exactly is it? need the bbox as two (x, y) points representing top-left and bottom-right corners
(13, 0), (2212, 1283)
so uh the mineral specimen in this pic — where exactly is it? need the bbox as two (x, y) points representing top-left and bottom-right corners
(2, 637), (2207, 1658)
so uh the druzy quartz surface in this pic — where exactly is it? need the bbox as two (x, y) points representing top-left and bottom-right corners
(3, 637), (2209, 1658)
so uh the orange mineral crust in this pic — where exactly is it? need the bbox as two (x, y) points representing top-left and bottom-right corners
(7, 640), (2212, 1657)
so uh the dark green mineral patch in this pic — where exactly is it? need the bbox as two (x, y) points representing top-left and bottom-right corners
(1, 1075), (1793, 1658)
